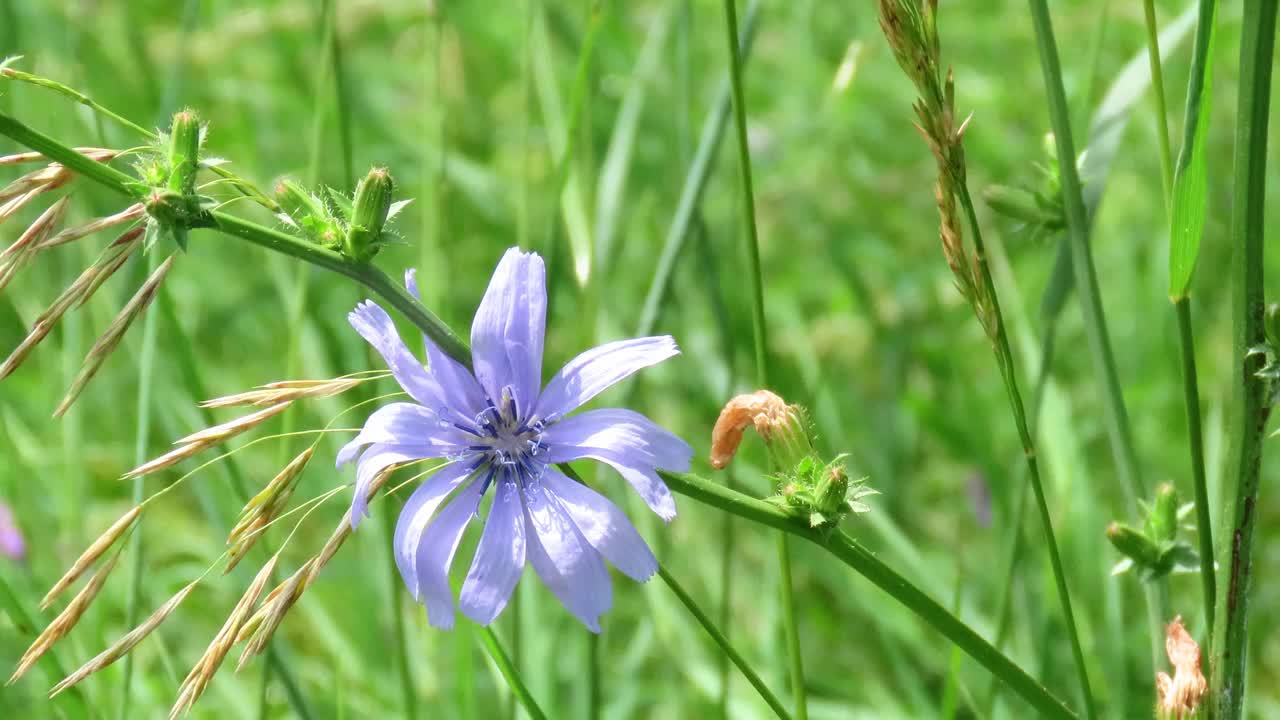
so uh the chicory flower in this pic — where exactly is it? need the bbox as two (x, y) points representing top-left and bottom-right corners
(339, 248), (691, 631)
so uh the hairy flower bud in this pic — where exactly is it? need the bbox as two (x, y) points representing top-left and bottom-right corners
(1148, 483), (1179, 545)
(345, 167), (394, 261)
(1106, 522), (1161, 569)
(167, 110), (201, 196)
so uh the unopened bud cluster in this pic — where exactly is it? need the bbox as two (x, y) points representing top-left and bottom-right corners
(274, 168), (408, 262)
(1106, 483), (1199, 581)
(711, 390), (875, 529)
(983, 133), (1070, 245)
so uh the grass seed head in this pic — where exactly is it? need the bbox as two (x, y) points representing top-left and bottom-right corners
(40, 506), (142, 610)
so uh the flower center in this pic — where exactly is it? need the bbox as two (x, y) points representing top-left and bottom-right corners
(465, 385), (549, 482)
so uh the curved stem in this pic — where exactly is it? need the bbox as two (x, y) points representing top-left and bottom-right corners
(659, 471), (1077, 720)
(478, 626), (549, 720)
(657, 567), (793, 720)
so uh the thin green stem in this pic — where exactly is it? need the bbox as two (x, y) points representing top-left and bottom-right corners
(657, 567), (793, 720)
(721, 2), (804, 717)
(635, 0), (759, 337)
(478, 627), (549, 720)
(1026, 0), (1166, 673)
(1211, 1), (1276, 716)
(1176, 298), (1214, 633)
(118, 251), (160, 720)
(1141, 0), (1174, 208)
(1168, 0), (1218, 642)
(659, 471), (1077, 720)
(955, 185), (1094, 719)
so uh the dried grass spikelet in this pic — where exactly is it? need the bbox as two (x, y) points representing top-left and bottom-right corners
(710, 390), (797, 470)
(1, 227), (143, 381)
(123, 402), (293, 480)
(236, 560), (313, 670)
(40, 506), (142, 610)
(201, 377), (365, 409)
(225, 447), (314, 572)
(174, 401), (292, 446)
(55, 254), (177, 418)
(235, 468), (392, 646)
(49, 579), (199, 697)
(169, 555), (278, 719)
(0, 148), (116, 167)
(1155, 616), (1207, 719)
(8, 550), (123, 685)
(0, 196), (70, 291)
(39, 203), (146, 251)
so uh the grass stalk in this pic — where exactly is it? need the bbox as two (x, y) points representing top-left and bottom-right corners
(720, 2), (805, 716)
(1210, 0), (1276, 716)
(1141, 0), (1174, 208)
(1025, 0), (1166, 672)
(658, 567), (793, 720)
(955, 184), (1095, 719)
(478, 626), (549, 720)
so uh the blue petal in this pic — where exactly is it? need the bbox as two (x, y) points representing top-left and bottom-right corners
(348, 300), (442, 406)
(350, 443), (441, 529)
(336, 402), (464, 468)
(459, 471), (526, 625)
(470, 248), (546, 417)
(414, 474), (487, 629)
(541, 408), (693, 472)
(406, 270), (489, 419)
(394, 461), (478, 602)
(534, 337), (679, 419)
(541, 468), (657, 582)
(522, 481), (611, 632)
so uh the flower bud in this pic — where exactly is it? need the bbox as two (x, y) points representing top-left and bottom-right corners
(814, 465), (850, 517)
(710, 390), (812, 471)
(1147, 483), (1179, 545)
(167, 110), (201, 196)
(345, 168), (394, 261)
(1106, 522), (1161, 569)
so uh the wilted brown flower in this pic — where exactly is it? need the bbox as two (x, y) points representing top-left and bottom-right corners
(1155, 616), (1206, 719)
(710, 390), (807, 470)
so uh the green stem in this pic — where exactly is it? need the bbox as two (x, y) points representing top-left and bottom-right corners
(1211, 1), (1276, 716)
(635, 0), (759, 337)
(657, 567), (793, 720)
(720, 2), (805, 717)
(478, 627), (549, 720)
(659, 471), (1077, 720)
(1141, 0), (1174, 208)
(1176, 297), (1215, 633)
(118, 251), (160, 720)
(955, 185), (1094, 719)
(1026, 0), (1166, 673)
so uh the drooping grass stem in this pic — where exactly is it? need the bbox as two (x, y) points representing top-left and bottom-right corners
(1211, 1), (1276, 716)
(720, 2), (805, 717)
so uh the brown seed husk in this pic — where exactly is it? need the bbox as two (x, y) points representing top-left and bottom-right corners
(49, 580), (199, 697)
(169, 556), (278, 719)
(122, 441), (212, 480)
(9, 551), (122, 685)
(40, 506), (141, 610)
(173, 401), (291, 446)
(38, 203), (145, 251)
(224, 448), (313, 573)
(0, 228), (142, 381)
(55, 255), (176, 418)
(236, 561), (312, 670)
(200, 377), (364, 409)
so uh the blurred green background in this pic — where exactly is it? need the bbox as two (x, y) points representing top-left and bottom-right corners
(2, 0), (1278, 718)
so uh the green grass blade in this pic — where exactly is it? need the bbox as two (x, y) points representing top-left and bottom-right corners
(1167, 0), (1217, 300)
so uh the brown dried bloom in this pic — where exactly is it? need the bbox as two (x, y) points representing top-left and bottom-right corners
(1155, 616), (1206, 719)
(710, 390), (808, 470)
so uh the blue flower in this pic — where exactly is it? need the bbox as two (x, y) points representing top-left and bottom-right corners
(338, 247), (692, 632)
